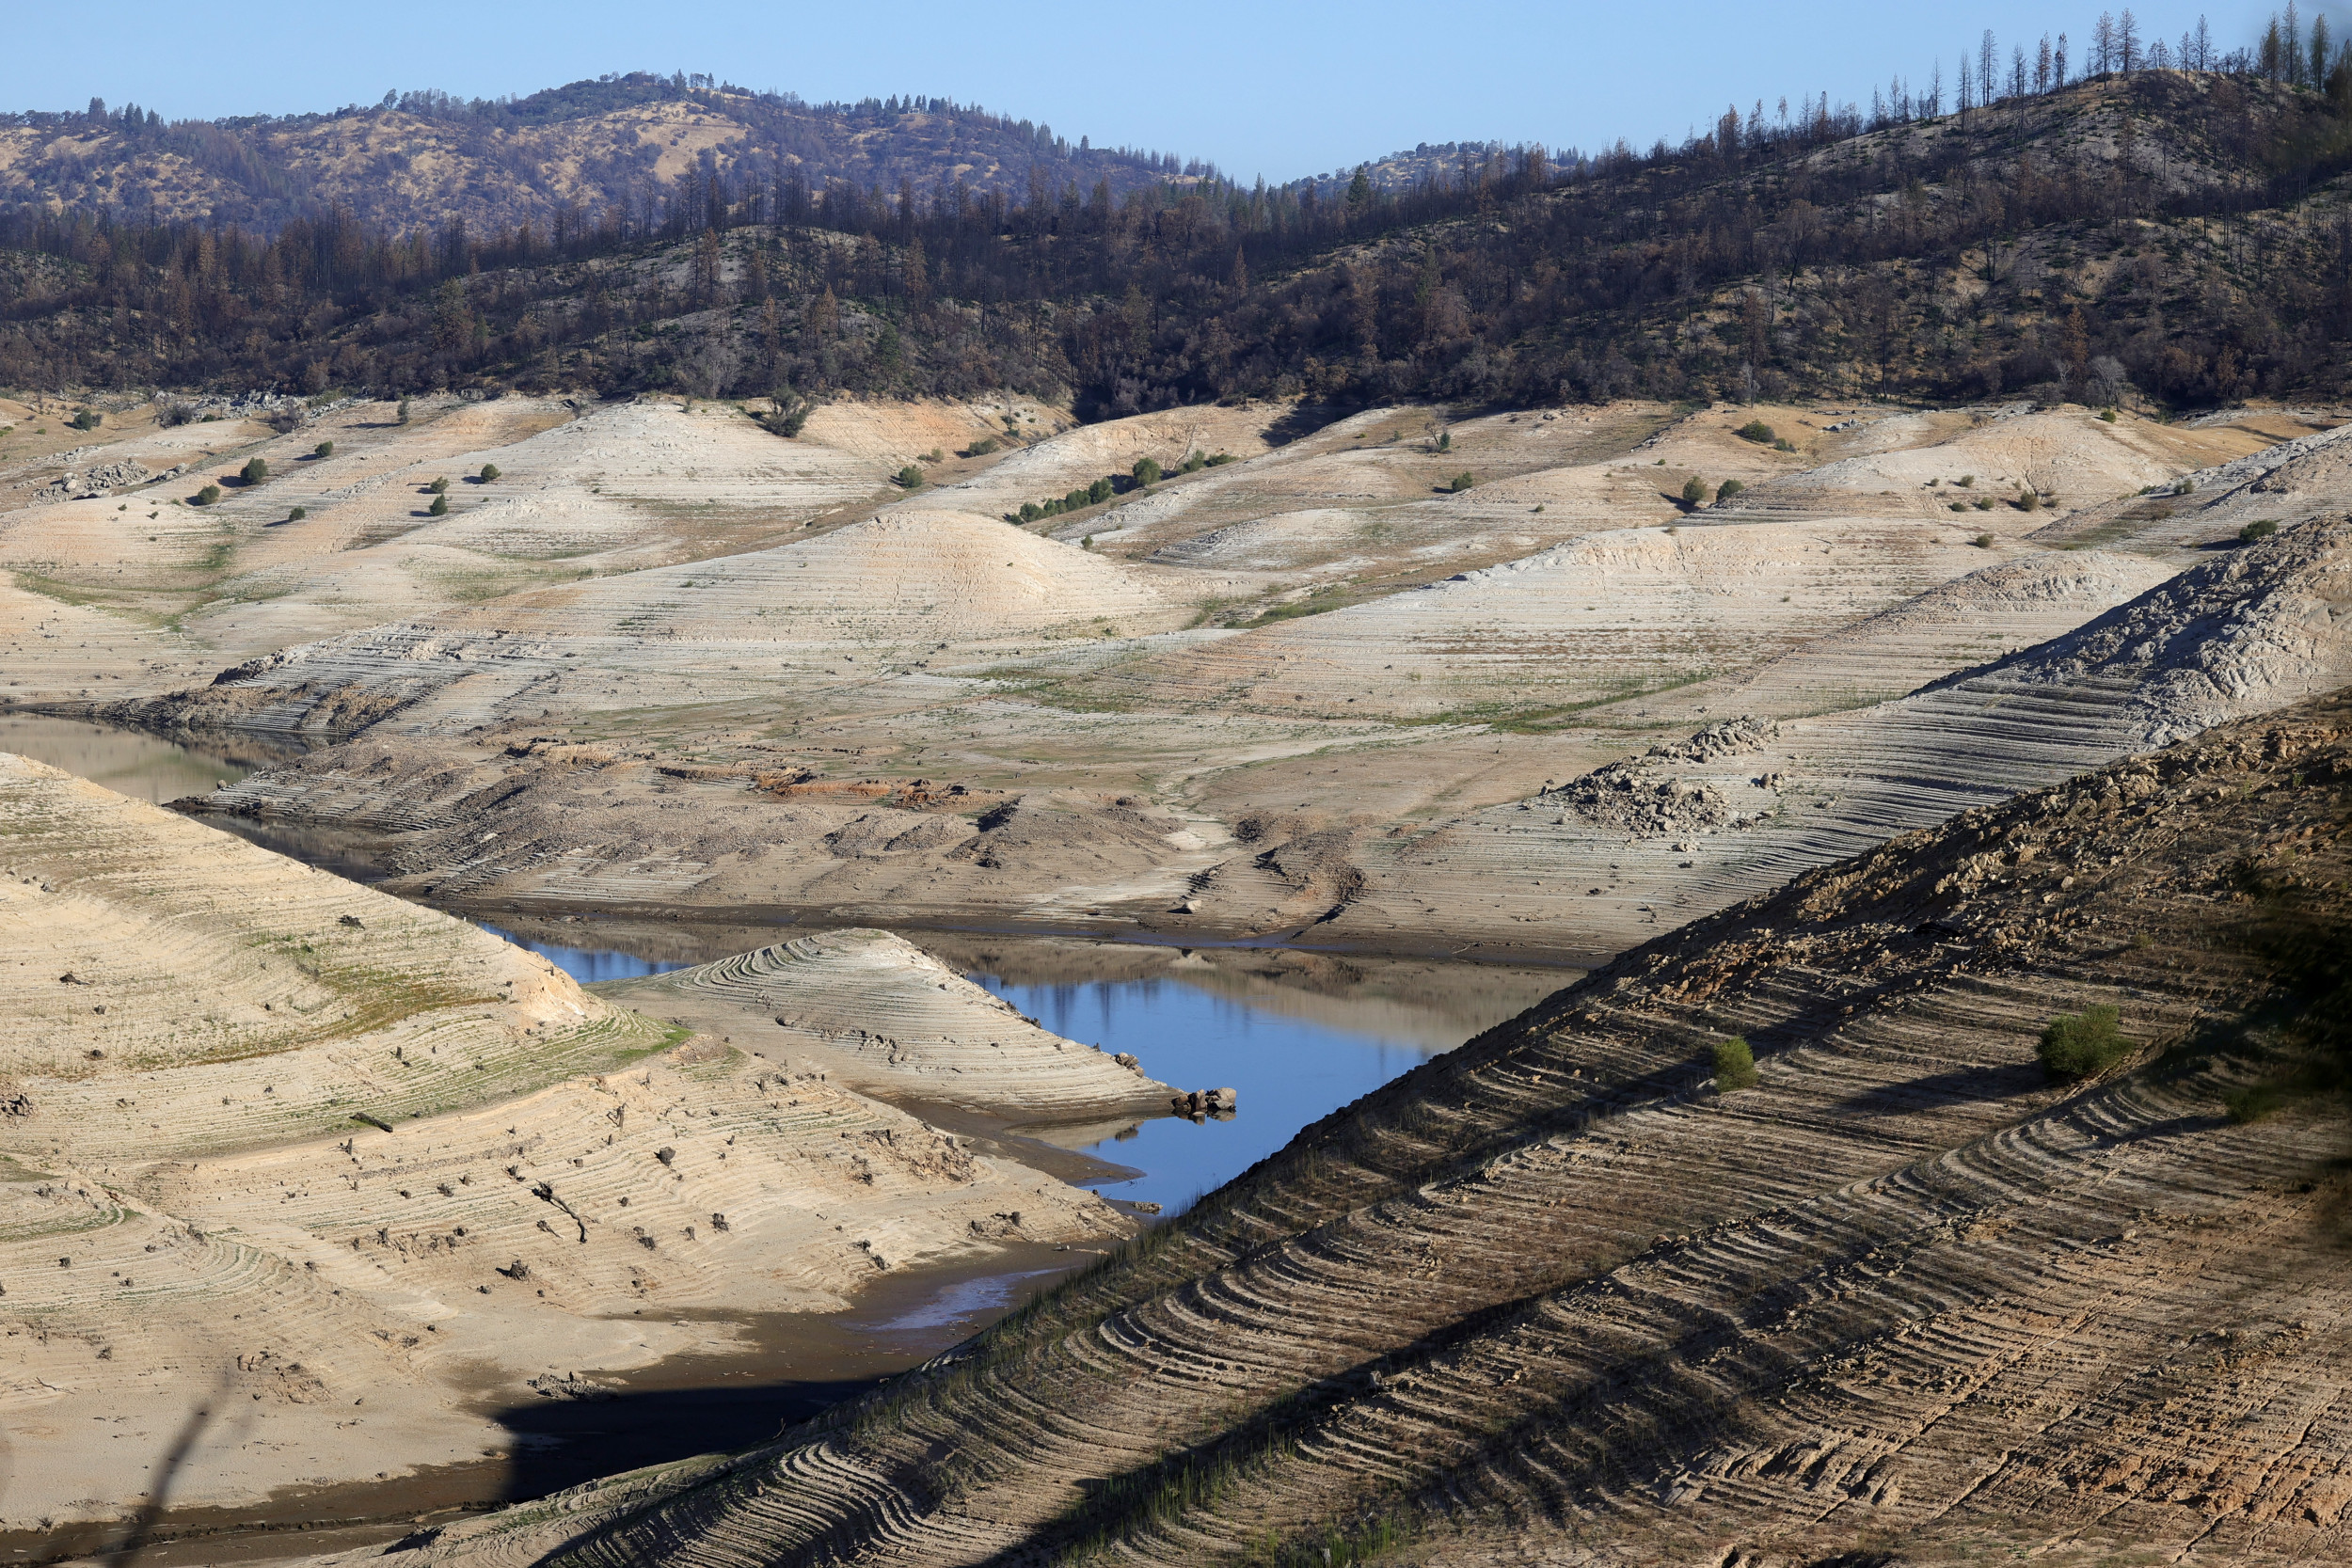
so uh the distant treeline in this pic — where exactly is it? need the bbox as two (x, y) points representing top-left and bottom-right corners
(4, 15), (2351, 416)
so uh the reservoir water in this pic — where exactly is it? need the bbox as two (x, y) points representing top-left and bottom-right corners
(1, 717), (1573, 1211)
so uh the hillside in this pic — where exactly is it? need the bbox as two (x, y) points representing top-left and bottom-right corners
(0, 74), (1201, 232)
(6, 67), (2352, 414)
(0, 752), (1145, 1535)
(318, 687), (2352, 1568)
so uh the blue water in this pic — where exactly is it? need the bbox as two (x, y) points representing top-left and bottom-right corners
(481, 925), (691, 983)
(970, 974), (1439, 1212)
(477, 925), (1450, 1213)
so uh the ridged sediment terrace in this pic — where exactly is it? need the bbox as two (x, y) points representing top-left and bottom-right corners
(0, 755), (1134, 1529)
(372, 691), (2352, 1568)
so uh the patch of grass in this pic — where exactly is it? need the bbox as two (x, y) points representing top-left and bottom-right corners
(2038, 1005), (2132, 1081)
(1711, 1036), (1757, 1090)
(1252, 593), (1348, 626)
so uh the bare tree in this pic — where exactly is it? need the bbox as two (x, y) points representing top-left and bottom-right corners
(2119, 8), (2139, 71)
(1981, 29), (2000, 103)
(2094, 12), (2116, 75)
(2192, 14), (2212, 71)
(2037, 34), (2055, 92)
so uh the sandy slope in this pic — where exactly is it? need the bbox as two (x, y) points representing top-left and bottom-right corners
(601, 929), (1176, 1126)
(1318, 515), (2352, 958)
(45, 397), (2332, 969)
(0, 756), (1131, 1530)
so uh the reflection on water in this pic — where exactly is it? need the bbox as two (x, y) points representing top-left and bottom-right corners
(481, 924), (691, 982)
(975, 973), (1450, 1211)
(852, 1266), (1069, 1336)
(0, 713), (259, 802)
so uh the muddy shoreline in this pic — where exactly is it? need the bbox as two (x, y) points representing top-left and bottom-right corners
(7, 1242), (1103, 1567)
(191, 800), (1612, 968)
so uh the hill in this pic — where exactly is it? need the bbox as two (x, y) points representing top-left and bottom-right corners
(312, 686), (2352, 1568)
(7, 64), (2352, 418)
(0, 73), (1204, 232)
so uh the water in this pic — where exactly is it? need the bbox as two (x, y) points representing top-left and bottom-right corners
(0, 713), (260, 801)
(3, 719), (1574, 1215)
(480, 924), (691, 982)
(972, 972), (1447, 1211)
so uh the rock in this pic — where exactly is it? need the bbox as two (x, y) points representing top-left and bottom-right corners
(1170, 1086), (1239, 1119)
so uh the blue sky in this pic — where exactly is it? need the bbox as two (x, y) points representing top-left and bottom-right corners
(17, 3), (2300, 183)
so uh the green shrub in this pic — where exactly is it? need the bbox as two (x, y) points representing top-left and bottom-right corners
(1711, 1036), (1757, 1091)
(427, 476), (449, 494)
(70, 407), (101, 431)
(1975, 498), (1994, 510)
(2226, 1084), (2287, 1123)
(921, 449), (943, 463)
(1681, 475), (1708, 505)
(1019, 501), (1041, 523)
(313, 439), (334, 458)
(479, 464), (501, 482)
(964, 436), (1000, 457)
(894, 465), (925, 489)
(2099, 408), (2118, 422)
(1088, 476), (1114, 504)
(1973, 531), (1995, 548)
(427, 494), (449, 515)
(1716, 478), (1744, 499)
(240, 456), (268, 484)
(2018, 490), (2041, 511)
(1448, 471), (1475, 492)
(1436, 431), (1452, 451)
(1734, 419), (1774, 443)
(1180, 451), (1205, 473)
(2171, 478), (2193, 496)
(1773, 436), (1797, 451)
(288, 506), (307, 521)
(1133, 456), (1162, 486)
(760, 393), (811, 438)
(2239, 518), (2280, 543)
(1957, 473), (1975, 487)
(1950, 501), (1969, 511)
(395, 398), (412, 425)
(1203, 452), (1237, 467)
(2038, 1005), (2131, 1081)
(193, 484), (221, 506)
